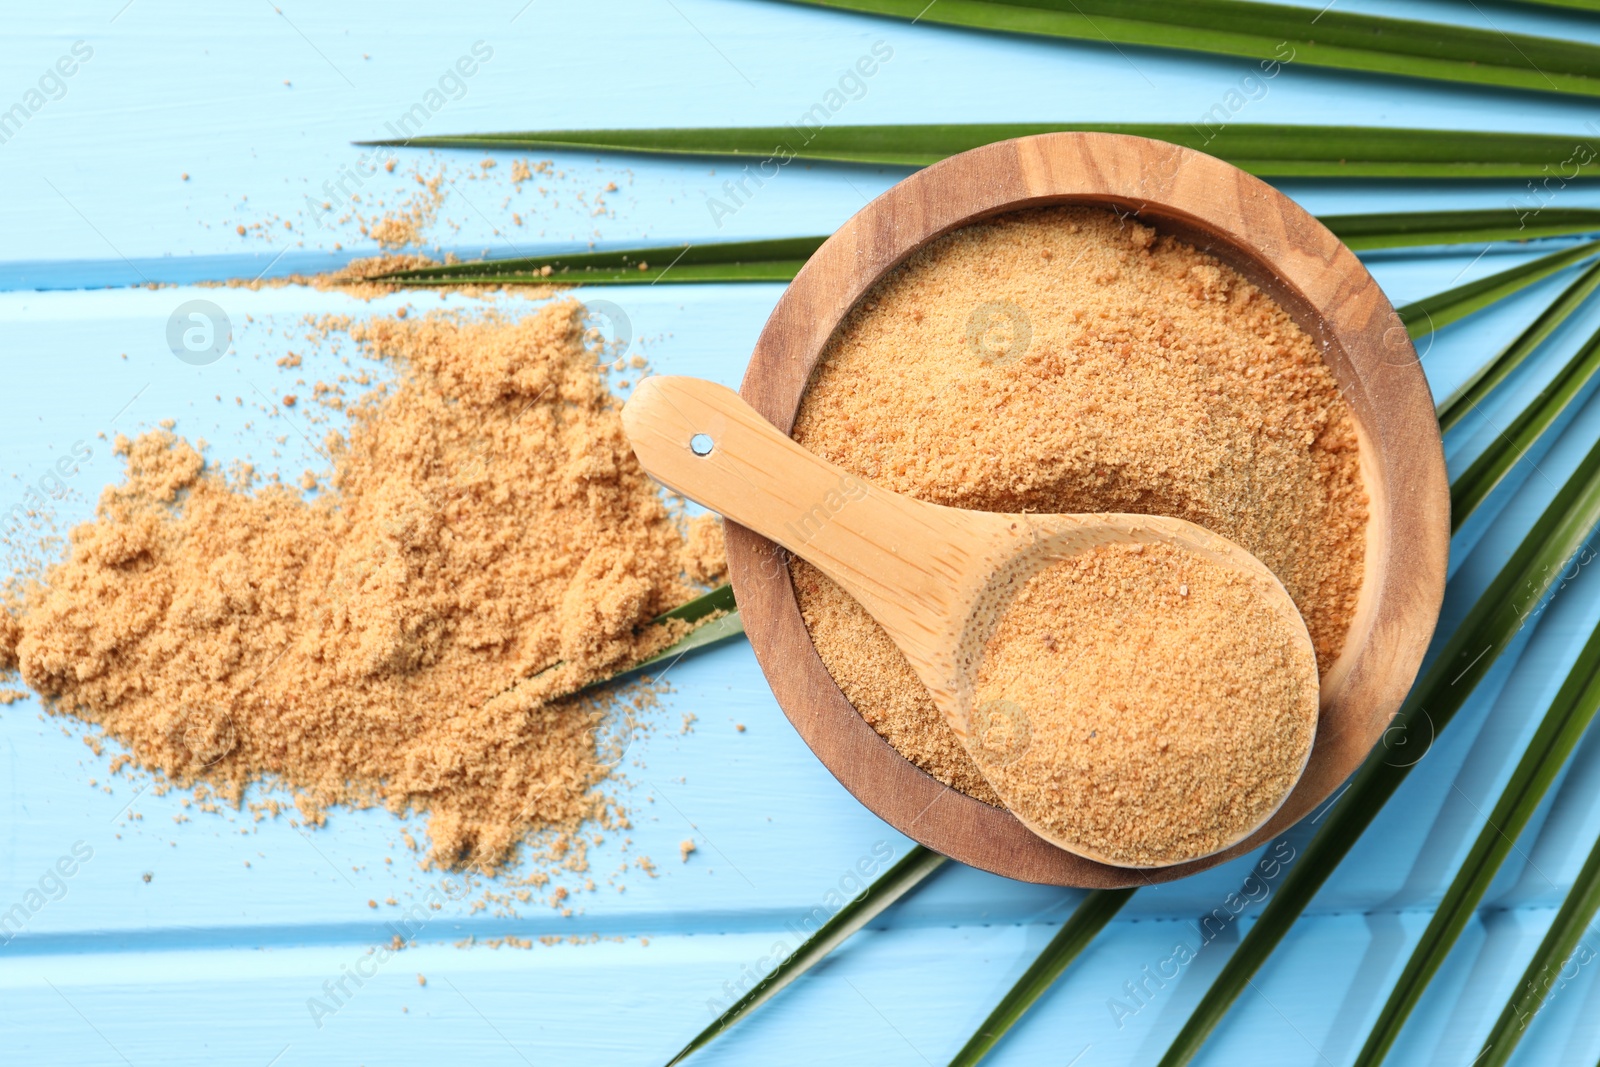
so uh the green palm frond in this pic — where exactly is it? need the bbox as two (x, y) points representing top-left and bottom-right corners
(1351, 621), (1600, 1065)
(1475, 827), (1600, 1067)
(375, 238), (828, 287)
(1438, 260), (1600, 432)
(371, 215), (1600, 290)
(1451, 322), (1600, 530)
(359, 124), (1600, 178)
(1396, 240), (1600, 337)
(1489, 0), (1600, 10)
(947, 889), (1134, 1066)
(663, 845), (948, 1066)
(570, 584), (742, 697)
(769, 0), (1600, 97)
(1325, 209), (1600, 251)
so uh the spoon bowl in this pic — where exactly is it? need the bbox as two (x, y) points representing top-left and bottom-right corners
(624, 375), (1320, 867)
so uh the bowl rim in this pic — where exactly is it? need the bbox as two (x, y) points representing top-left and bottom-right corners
(727, 131), (1450, 887)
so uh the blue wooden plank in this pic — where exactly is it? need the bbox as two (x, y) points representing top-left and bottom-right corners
(9, 2), (1600, 1064)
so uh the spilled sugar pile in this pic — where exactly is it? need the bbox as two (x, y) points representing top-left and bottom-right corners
(0, 300), (723, 873)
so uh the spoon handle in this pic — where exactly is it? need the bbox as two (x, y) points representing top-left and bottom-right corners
(622, 376), (986, 654)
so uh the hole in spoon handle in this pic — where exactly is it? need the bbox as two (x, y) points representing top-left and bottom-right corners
(620, 375), (955, 641)
(622, 376), (861, 536)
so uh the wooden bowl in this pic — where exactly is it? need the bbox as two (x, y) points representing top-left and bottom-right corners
(726, 132), (1449, 887)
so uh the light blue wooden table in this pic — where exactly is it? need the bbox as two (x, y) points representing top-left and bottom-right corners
(6, 2), (1600, 1064)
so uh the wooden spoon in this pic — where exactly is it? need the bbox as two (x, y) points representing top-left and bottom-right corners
(623, 375), (1320, 868)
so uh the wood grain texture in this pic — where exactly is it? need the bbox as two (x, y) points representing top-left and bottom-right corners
(727, 132), (1450, 887)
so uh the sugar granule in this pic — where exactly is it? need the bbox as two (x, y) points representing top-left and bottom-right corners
(1, 301), (721, 872)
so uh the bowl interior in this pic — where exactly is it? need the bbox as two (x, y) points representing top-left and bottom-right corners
(727, 132), (1448, 887)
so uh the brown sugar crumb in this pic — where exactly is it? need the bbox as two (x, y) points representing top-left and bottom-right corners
(360, 167), (445, 250)
(972, 543), (1316, 868)
(0, 300), (723, 873)
(680, 839), (696, 862)
(791, 206), (1364, 802)
(680, 514), (726, 585)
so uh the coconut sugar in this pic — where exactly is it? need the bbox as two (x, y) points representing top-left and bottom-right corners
(0, 301), (720, 872)
(971, 542), (1317, 867)
(792, 206), (1365, 805)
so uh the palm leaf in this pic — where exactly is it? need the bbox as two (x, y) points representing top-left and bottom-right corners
(1351, 621), (1600, 1066)
(1438, 260), (1600, 432)
(1325, 209), (1600, 251)
(374, 215), (1600, 291)
(768, 0), (1600, 98)
(1451, 321), (1600, 530)
(663, 845), (948, 1066)
(359, 124), (1600, 179)
(570, 584), (743, 696)
(653, 582), (736, 624)
(1474, 827), (1600, 1067)
(947, 889), (1134, 1067)
(1157, 431), (1600, 1067)
(375, 238), (828, 287)
(1494, 0), (1600, 9)
(1395, 240), (1600, 337)
(596, 610), (747, 688)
